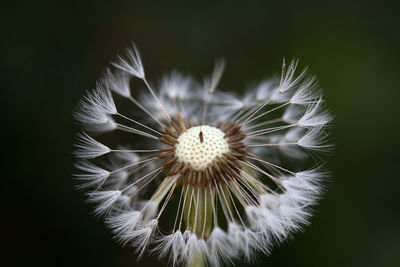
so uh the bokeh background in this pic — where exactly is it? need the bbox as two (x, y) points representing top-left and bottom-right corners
(2, 0), (400, 266)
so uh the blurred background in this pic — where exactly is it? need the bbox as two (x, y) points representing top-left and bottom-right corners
(2, 0), (400, 266)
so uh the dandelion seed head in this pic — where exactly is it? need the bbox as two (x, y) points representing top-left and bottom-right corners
(73, 43), (333, 266)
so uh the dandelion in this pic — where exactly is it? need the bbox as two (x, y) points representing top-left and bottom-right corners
(73, 43), (333, 266)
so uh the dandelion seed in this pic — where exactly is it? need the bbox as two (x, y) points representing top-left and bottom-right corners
(74, 132), (111, 159)
(87, 190), (121, 216)
(73, 160), (110, 189)
(73, 43), (333, 266)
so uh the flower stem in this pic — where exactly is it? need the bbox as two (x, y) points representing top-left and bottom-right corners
(188, 252), (205, 267)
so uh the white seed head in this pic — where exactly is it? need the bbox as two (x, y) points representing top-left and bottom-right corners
(175, 126), (230, 171)
(73, 43), (333, 266)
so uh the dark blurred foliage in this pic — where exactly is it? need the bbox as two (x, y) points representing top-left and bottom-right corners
(2, 0), (400, 266)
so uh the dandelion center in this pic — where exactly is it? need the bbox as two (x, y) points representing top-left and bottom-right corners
(175, 125), (230, 171)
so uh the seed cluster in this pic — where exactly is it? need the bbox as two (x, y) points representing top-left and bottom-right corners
(157, 114), (247, 187)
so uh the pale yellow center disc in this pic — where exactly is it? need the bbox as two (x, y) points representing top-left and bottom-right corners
(175, 126), (230, 171)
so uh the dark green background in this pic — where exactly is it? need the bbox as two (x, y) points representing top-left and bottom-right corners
(3, 0), (400, 266)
